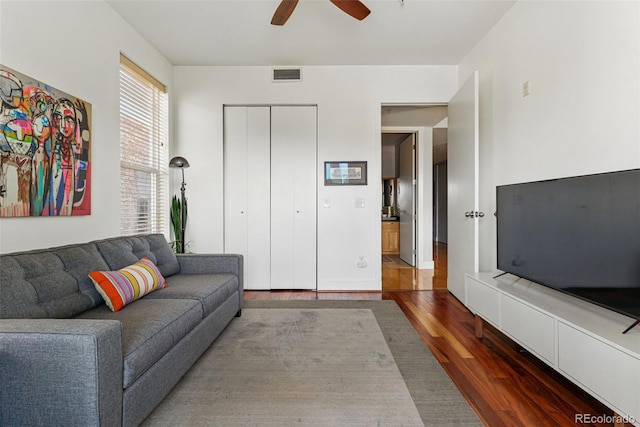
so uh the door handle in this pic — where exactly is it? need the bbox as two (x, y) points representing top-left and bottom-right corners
(465, 211), (485, 218)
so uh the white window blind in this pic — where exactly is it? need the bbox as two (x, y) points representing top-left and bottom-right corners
(119, 55), (168, 236)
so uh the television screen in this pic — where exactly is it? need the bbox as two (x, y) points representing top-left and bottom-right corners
(496, 169), (640, 320)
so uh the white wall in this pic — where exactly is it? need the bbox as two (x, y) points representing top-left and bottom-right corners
(173, 66), (457, 290)
(459, 0), (640, 272)
(0, 1), (172, 253)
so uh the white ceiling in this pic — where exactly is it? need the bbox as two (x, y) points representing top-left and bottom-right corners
(106, 0), (516, 66)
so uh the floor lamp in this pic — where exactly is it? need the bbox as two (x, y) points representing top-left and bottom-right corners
(169, 156), (190, 253)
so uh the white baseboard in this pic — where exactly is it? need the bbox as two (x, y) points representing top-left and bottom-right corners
(317, 280), (381, 292)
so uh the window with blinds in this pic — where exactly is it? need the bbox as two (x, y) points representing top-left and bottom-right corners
(119, 55), (168, 236)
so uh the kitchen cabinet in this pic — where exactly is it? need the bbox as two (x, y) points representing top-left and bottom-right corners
(382, 221), (400, 254)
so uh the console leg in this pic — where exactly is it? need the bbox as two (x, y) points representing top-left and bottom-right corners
(474, 315), (484, 339)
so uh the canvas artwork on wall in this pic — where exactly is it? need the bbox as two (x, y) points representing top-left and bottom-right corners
(0, 65), (91, 217)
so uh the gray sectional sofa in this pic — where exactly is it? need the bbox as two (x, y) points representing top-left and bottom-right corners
(0, 234), (243, 427)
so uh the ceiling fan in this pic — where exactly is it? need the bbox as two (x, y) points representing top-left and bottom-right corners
(271, 0), (371, 26)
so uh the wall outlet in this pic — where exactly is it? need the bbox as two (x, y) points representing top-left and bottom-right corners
(522, 80), (530, 97)
(355, 198), (365, 208)
(357, 256), (367, 268)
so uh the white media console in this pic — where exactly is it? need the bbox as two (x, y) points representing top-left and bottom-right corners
(465, 272), (640, 425)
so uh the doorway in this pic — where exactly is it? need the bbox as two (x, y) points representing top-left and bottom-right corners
(380, 105), (448, 289)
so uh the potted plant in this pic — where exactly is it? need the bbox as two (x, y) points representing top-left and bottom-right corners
(170, 194), (187, 253)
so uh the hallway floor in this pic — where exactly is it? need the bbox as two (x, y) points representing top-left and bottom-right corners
(382, 242), (448, 290)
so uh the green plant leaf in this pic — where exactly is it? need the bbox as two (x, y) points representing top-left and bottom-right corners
(170, 195), (184, 253)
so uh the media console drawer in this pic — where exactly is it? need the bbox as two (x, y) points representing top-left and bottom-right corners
(558, 322), (640, 422)
(501, 294), (555, 366)
(465, 276), (501, 328)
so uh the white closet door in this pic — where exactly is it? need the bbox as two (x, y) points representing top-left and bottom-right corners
(246, 107), (271, 289)
(223, 106), (248, 261)
(270, 106), (317, 290)
(223, 106), (271, 290)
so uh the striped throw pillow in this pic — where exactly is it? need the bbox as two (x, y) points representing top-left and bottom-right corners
(89, 257), (166, 312)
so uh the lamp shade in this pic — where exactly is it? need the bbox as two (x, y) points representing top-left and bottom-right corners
(169, 156), (190, 169)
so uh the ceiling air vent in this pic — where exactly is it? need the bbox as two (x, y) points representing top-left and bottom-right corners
(272, 68), (302, 82)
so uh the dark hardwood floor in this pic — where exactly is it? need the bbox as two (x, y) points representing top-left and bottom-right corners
(245, 243), (627, 427)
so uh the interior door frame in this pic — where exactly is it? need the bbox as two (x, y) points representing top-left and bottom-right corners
(381, 125), (434, 270)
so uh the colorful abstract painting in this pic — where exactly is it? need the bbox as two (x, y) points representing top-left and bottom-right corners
(0, 65), (91, 217)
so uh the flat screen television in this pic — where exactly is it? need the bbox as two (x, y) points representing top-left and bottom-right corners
(496, 168), (640, 333)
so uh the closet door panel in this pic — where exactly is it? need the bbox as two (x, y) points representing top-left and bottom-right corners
(223, 106), (271, 290)
(223, 106), (248, 260)
(291, 106), (317, 290)
(246, 107), (271, 290)
(271, 106), (317, 290)
(270, 108), (295, 289)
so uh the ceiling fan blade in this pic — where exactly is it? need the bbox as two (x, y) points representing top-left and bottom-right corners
(329, 0), (371, 21)
(271, 0), (299, 25)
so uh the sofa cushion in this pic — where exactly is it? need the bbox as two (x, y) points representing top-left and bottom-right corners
(143, 273), (238, 317)
(76, 298), (202, 388)
(89, 258), (166, 312)
(0, 243), (109, 319)
(53, 243), (110, 307)
(94, 234), (179, 278)
(0, 256), (48, 319)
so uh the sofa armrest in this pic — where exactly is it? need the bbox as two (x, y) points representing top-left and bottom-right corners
(0, 319), (123, 427)
(177, 254), (244, 312)
(177, 254), (243, 286)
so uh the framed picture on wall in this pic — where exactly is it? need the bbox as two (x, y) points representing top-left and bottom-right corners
(0, 64), (92, 218)
(324, 161), (367, 186)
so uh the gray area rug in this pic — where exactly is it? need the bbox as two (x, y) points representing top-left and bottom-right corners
(143, 300), (482, 426)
